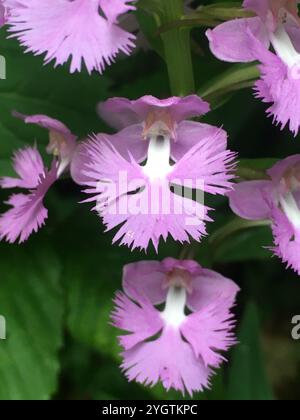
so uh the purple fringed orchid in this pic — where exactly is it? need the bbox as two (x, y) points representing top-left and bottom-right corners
(111, 258), (239, 396)
(72, 95), (236, 252)
(0, 113), (77, 243)
(206, 0), (300, 136)
(228, 155), (300, 274)
(4, 0), (136, 74)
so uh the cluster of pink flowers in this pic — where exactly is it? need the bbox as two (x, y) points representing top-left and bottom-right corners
(207, 0), (300, 276)
(207, 0), (300, 135)
(1, 0), (299, 396)
(0, 92), (239, 395)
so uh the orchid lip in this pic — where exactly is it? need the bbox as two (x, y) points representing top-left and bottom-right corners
(161, 285), (187, 328)
(142, 134), (172, 181)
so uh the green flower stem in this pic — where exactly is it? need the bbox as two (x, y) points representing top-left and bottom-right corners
(157, 6), (254, 34)
(236, 166), (270, 181)
(209, 218), (271, 249)
(199, 63), (260, 100)
(160, 0), (195, 96)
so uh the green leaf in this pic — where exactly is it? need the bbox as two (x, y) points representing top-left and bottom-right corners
(0, 159), (14, 177)
(227, 303), (274, 400)
(0, 240), (63, 400)
(213, 225), (273, 263)
(210, 218), (271, 252)
(64, 246), (123, 360)
(199, 63), (259, 109)
(137, 0), (165, 16)
(239, 158), (279, 171)
(63, 247), (123, 359)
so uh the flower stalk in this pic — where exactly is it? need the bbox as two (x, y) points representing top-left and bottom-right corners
(160, 0), (195, 95)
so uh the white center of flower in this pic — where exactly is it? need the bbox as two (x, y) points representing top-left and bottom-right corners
(161, 285), (187, 328)
(142, 131), (172, 181)
(270, 21), (300, 77)
(280, 191), (300, 228)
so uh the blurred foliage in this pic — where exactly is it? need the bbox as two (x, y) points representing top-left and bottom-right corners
(0, 240), (63, 399)
(227, 303), (273, 400)
(1, 0), (300, 401)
